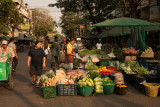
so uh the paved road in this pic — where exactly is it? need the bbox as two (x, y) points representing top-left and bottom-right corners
(0, 49), (160, 107)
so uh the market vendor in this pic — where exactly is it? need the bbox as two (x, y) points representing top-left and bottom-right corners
(0, 40), (15, 63)
(66, 38), (76, 69)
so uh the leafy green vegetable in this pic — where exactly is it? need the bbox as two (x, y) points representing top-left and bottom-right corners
(137, 66), (149, 75)
(87, 71), (101, 80)
(85, 64), (98, 70)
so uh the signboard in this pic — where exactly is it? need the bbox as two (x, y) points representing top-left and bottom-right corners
(20, 24), (30, 30)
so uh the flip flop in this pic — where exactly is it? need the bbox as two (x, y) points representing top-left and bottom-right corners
(36, 84), (40, 88)
(32, 81), (35, 86)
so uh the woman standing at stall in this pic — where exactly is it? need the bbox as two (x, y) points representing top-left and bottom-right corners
(66, 38), (76, 70)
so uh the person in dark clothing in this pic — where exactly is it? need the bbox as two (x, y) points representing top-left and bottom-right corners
(27, 41), (46, 87)
(85, 40), (92, 50)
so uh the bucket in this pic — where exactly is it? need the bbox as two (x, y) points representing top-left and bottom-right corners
(103, 84), (115, 95)
(78, 86), (94, 97)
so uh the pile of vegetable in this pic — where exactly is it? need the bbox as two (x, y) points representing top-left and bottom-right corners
(116, 84), (127, 87)
(85, 64), (98, 70)
(137, 66), (149, 75)
(123, 47), (138, 54)
(80, 49), (99, 56)
(66, 69), (86, 82)
(78, 77), (94, 87)
(57, 78), (74, 84)
(37, 70), (57, 87)
(87, 70), (101, 80)
(94, 77), (103, 94)
(125, 61), (140, 72)
(114, 48), (123, 61)
(42, 78), (57, 87)
(59, 63), (72, 71)
(140, 47), (154, 58)
(82, 55), (99, 63)
(97, 54), (111, 59)
(102, 77), (114, 84)
(97, 66), (108, 73)
(73, 59), (80, 68)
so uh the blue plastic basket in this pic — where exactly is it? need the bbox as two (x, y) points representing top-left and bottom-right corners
(57, 84), (77, 96)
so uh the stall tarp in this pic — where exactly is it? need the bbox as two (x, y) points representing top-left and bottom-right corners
(91, 17), (157, 27)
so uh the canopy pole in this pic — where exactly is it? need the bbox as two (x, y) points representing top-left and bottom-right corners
(141, 26), (146, 46)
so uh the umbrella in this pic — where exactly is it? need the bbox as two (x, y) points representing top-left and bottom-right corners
(91, 17), (157, 27)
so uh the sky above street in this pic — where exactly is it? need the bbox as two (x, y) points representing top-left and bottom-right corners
(23, 0), (62, 34)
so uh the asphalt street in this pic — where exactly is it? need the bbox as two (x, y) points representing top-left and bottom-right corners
(0, 49), (160, 107)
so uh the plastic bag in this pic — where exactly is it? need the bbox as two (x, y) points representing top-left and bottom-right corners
(58, 51), (65, 63)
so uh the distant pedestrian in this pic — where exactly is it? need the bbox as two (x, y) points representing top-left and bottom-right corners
(27, 41), (46, 87)
(8, 38), (18, 72)
(51, 36), (60, 69)
(96, 40), (102, 50)
(41, 40), (51, 60)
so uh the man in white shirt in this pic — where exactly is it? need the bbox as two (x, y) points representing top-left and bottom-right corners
(8, 38), (18, 72)
(96, 41), (102, 50)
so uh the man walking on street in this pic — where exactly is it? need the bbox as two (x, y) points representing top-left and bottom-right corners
(8, 38), (18, 72)
(27, 41), (46, 88)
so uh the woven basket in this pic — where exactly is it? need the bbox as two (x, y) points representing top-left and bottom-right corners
(144, 83), (160, 97)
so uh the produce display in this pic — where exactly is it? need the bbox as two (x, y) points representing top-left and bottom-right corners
(73, 59), (80, 68)
(102, 77), (114, 84)
(97, 54), (111, 59)
(137, 66), (149, 75)
(59, 63), (72, 71)
(140, 47), (154, 58)
(97, 66), (108, 73)
(87, 70), (101, 80)
(82, 55), (99, 63)
(114, 48), (123, 61)
(37, 70), (57, 87)
(85, 64), (98, 70)
(94, 77), (103, 94)
(66, 69), (86, 82)
(123, 47), (138, 54)
(78, 77), (94, 87)
(116, 84), (127, 87)
(57, 78), (74, 84)
(125, 61), (140, 72)
(80, 49), (101, 57)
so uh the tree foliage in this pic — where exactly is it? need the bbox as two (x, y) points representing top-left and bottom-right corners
(32, 9), (56, 39)
(0, 0), (24, 36)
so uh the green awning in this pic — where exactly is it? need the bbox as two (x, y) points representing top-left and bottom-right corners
(91, 17), (157, 27)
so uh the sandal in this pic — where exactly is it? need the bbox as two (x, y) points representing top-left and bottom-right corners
(32, 81), (35, 86)
(36, 84), (40, 88)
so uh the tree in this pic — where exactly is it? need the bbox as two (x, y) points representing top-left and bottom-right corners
(119, 0), (145, 18)
(0, 0), (24, 36)
(32, 9), (56, 39)
(49, 0), (119, 36)
(60, 11), (84, 38)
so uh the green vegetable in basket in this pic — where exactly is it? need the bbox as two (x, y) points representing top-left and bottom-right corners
(95, 86), (103, 90)
(89, 78), (94, 86)
(79, 82), (87, 86)
(88, 71), (101, 80)
(95, 89), (104, 94)
(95, 82), (103, 86)
(94, 77), (102, 82)
(85, 64), (98, 70)
(73, 59), (80, 68)
(86, 80), (92, 86)
(82, 77), (87, 82)
(137, 66), (149, 75)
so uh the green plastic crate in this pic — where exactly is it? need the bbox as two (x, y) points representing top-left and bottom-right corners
(43, 86), (56, 98)
(78, 86), (94, 97)
(0, 62), (11, 81)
